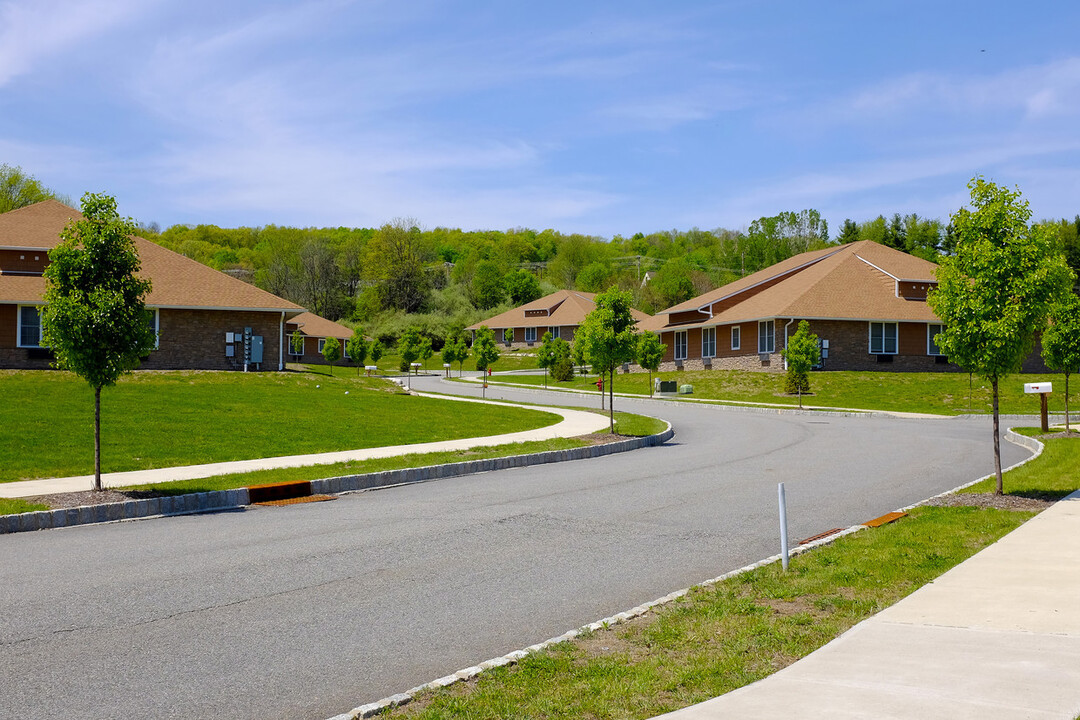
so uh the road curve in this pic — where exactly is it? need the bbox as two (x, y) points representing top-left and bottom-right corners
(0, 377), (1029, 720)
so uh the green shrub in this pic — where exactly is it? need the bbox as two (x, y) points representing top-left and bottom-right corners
(552, 355), (574, 381)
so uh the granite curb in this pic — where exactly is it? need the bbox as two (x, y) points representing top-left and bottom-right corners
(0, 425), (674, 535)
(325, 428), (1044, 720)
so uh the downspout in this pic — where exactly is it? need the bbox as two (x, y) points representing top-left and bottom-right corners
(783, 318), (795, 370)
(277, 312), (285, 371)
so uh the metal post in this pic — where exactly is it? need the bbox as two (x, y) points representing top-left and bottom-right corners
(778, 482), (790, 571)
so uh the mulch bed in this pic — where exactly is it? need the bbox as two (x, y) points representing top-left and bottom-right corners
(923, 492), (1055, 512)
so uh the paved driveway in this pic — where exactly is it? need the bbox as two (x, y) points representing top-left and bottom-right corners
(0, 379), (1029, 720)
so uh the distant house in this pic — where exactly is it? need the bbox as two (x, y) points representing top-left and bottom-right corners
(0, 200), (305, 371)
(467, 289), (651, 346)
(639, 239), (1021, 373)
(285, 312), (354, 365)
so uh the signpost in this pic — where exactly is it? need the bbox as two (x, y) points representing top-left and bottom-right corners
(1024, 382), (1053, 432)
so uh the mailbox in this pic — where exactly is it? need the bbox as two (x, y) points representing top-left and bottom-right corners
(1024, 382), (1052, 394)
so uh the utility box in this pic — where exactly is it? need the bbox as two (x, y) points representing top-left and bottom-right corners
(249, 336), (263, 364)
(657, 380), (678, 393)
(678, 384), (694, 395)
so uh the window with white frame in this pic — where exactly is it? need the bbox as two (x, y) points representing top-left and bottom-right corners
(869, 322), (898, 354)
(342, 340), (350, 359)
(317, 338), (326, 354)
(927, 323), (944, 356)
(702, 327), (716, 358)
(524, 327), (536, 343)
(758, 321), (774, 354)
(289, 334), (304, 356)
(17, 305), (42, 347)
(731, 325), (741, 351)
(147, 308), (160, 349)
(674, 330), (688, 360)
(551, 326), (560, 339)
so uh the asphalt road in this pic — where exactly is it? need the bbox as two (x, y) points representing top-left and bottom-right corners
(0, 377), (1030, 720)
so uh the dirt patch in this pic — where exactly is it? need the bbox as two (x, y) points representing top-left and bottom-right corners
(924, 492), (1055, 512)
(21, 489), (149, 509)
(579, 432), (637, 446)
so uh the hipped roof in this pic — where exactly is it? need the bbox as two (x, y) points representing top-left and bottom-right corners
(467, 289), (651, 330)
(640, 240), (940, 332)
(286, 312), (353, 339)
(0, 200), (303, 313)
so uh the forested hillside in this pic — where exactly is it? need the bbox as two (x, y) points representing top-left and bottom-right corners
(140, 208), (1080, 349)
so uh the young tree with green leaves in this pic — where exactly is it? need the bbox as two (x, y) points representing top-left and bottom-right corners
(441, 333), (468, 376)
(550, 337), (574, 381)
(536, 331), (556, 387)
(471, 326), (500, 398)
(781, 320), (820, 409)
(503, 328), (514, 346)
(928, 178), (1074, 493)
(289, 330), (304, 358)
(577, 287), (638, 432)
(636, 331), (666, 396)
(347, 330), (368, 375)
(572, 337), (589, 376)
(41, 192), (157, 491)
(398, 326), (423, 372)
(417, 336), (433, 371)
(1042, 292), (1080, 433)
(370, 340), (384, 368)
(322, 337), (341, 375)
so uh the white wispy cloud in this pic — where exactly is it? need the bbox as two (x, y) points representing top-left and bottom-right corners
(0, 0), (148, 86)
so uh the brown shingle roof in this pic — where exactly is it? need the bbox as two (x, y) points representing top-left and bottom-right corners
(0, 200), (303, 313)
(285, 312), (353, 339)
(467, 289), (651, 330)
(643, 241), (940, 332)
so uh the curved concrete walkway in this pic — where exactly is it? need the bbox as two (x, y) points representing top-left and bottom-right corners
(0, 392), (609, 498)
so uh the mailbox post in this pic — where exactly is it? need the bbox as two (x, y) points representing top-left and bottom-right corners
(1024, 382), (1053, 432)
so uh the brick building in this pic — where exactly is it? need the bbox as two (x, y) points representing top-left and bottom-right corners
(467, 289), (651, 347)
(639, 240), (1042, 373)
(284, 312), (356, 366)
(0, 200), (304, 371)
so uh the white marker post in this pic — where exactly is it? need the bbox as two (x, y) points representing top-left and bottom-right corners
(778, 482), (790, 571)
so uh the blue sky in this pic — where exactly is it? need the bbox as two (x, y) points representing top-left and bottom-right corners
(2, 0), (1078, 238)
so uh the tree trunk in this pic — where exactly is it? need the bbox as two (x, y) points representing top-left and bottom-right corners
(94, 385), (102, 492)
(608, 369), (615, 433)
(992, 377), (1003, 495)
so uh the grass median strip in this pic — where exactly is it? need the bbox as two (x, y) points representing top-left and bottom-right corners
(487, 369), (1077, 416)
(382, 434), (1078, 720)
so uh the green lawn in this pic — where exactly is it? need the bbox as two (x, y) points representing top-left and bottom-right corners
(386, 434), (1079, 719)
(0, 369), (559, 482)
(489, 369), (1077, 416)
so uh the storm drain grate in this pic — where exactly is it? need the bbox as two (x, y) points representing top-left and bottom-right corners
(253, 494), (337, 507)
(864, 511), (907, 528)
(799, 528), (843, 545)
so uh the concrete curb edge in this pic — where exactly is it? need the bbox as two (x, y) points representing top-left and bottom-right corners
(0, 426), (674, 535)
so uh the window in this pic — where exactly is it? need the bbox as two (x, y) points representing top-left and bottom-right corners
(289, 335), (304, 356)
(317, 338), (326, 354)
(674, 330), (688, 360)
(147, 309), (160, 350)
(342, 340), (350, 359)
(551, 326), (560, 340)
(17, 306), (41, 348)
(758, 321), (774, 354)
(927, 323), (944, 356)
(702, 327), (716, 358)
(731, 326), (741, 351)
(869, 322), (898, 354)
(524, 327), (536, 343)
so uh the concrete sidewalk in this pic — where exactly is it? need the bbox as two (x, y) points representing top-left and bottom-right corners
(0, 393), (609, 498)
(655, 490), (1080, 720)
